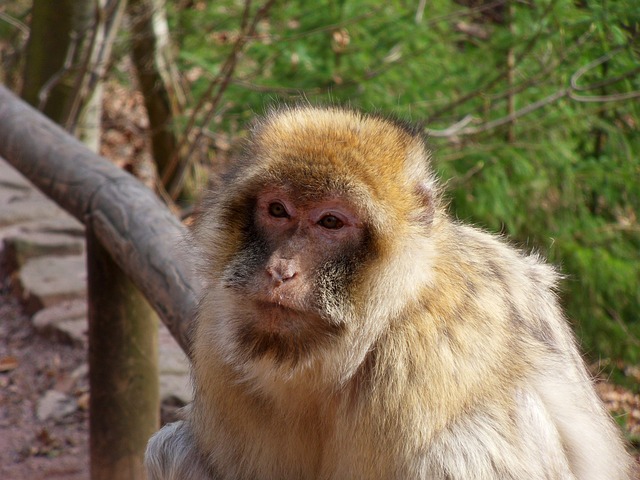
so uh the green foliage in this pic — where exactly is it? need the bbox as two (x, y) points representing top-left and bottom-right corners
(169, 0), (640, 363)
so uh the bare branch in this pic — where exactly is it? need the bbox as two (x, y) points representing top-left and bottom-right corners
(569, 90), (640, 103)
(0, 11), (29, 36)
(425, 115), (474, 137)
(570, 48), (623, 91)
(428, 89), (569, 137)
(426, 0), (558, 123)
(37, 32), (80, 111)
(427, 45), (640, 137)
(162, 0), (277, 200)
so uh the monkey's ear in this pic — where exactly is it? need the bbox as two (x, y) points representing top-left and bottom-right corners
(412, 179), (437, 226)
(402, 137), (438, 226)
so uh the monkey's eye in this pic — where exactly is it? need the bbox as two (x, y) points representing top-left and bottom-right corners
(268, 202), (289, 218)
(318, 215), (344, 230)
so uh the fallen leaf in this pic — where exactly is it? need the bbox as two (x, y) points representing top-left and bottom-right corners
(0, 356), (18, 372)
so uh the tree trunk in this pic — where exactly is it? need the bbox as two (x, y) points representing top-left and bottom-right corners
(128, 0), (186, 194)
(21, 0), (127, 151)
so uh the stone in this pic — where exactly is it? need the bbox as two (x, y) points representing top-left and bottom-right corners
(3, 230), (84, 270)
(14, 217), (84, 237)
(32, 300), (88, 346)
(36, 390), (78, 422)
(70, 364), (89, 382)
(0, 190), (69, 227)
(17, 255), (87, 313)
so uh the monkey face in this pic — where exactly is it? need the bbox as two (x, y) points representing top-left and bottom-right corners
(192, 105), (439, 371)
(217, 185), (371, 364)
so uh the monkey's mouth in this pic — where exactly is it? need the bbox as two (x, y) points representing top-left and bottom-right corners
(251, 300), (307, 328)
(236, 301), (343, 364)
(254, 299), (295, 310)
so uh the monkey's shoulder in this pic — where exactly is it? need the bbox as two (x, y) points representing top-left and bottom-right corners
(441, 221), (560, 291)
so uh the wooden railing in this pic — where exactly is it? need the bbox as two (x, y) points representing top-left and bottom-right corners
(0, 85), (201, 480)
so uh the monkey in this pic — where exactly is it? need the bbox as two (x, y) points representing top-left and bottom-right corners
(145, 105), (634, 479)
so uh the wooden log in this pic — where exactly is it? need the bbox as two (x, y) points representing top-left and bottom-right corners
(87, 226), (159, 480)
(0, 85), (199, 354)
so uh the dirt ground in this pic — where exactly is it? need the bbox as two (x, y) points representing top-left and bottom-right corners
(0, 272), (89, 480)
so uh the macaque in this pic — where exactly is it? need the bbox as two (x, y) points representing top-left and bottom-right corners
(145, 106), (634, 479)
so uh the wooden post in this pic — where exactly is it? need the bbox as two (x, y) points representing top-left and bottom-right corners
(86, 224), (159, 480)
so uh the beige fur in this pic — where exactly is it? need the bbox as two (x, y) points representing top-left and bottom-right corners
(145, 105), (633, 479)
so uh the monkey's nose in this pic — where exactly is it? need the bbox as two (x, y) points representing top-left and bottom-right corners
(266, 263), (297, 285)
